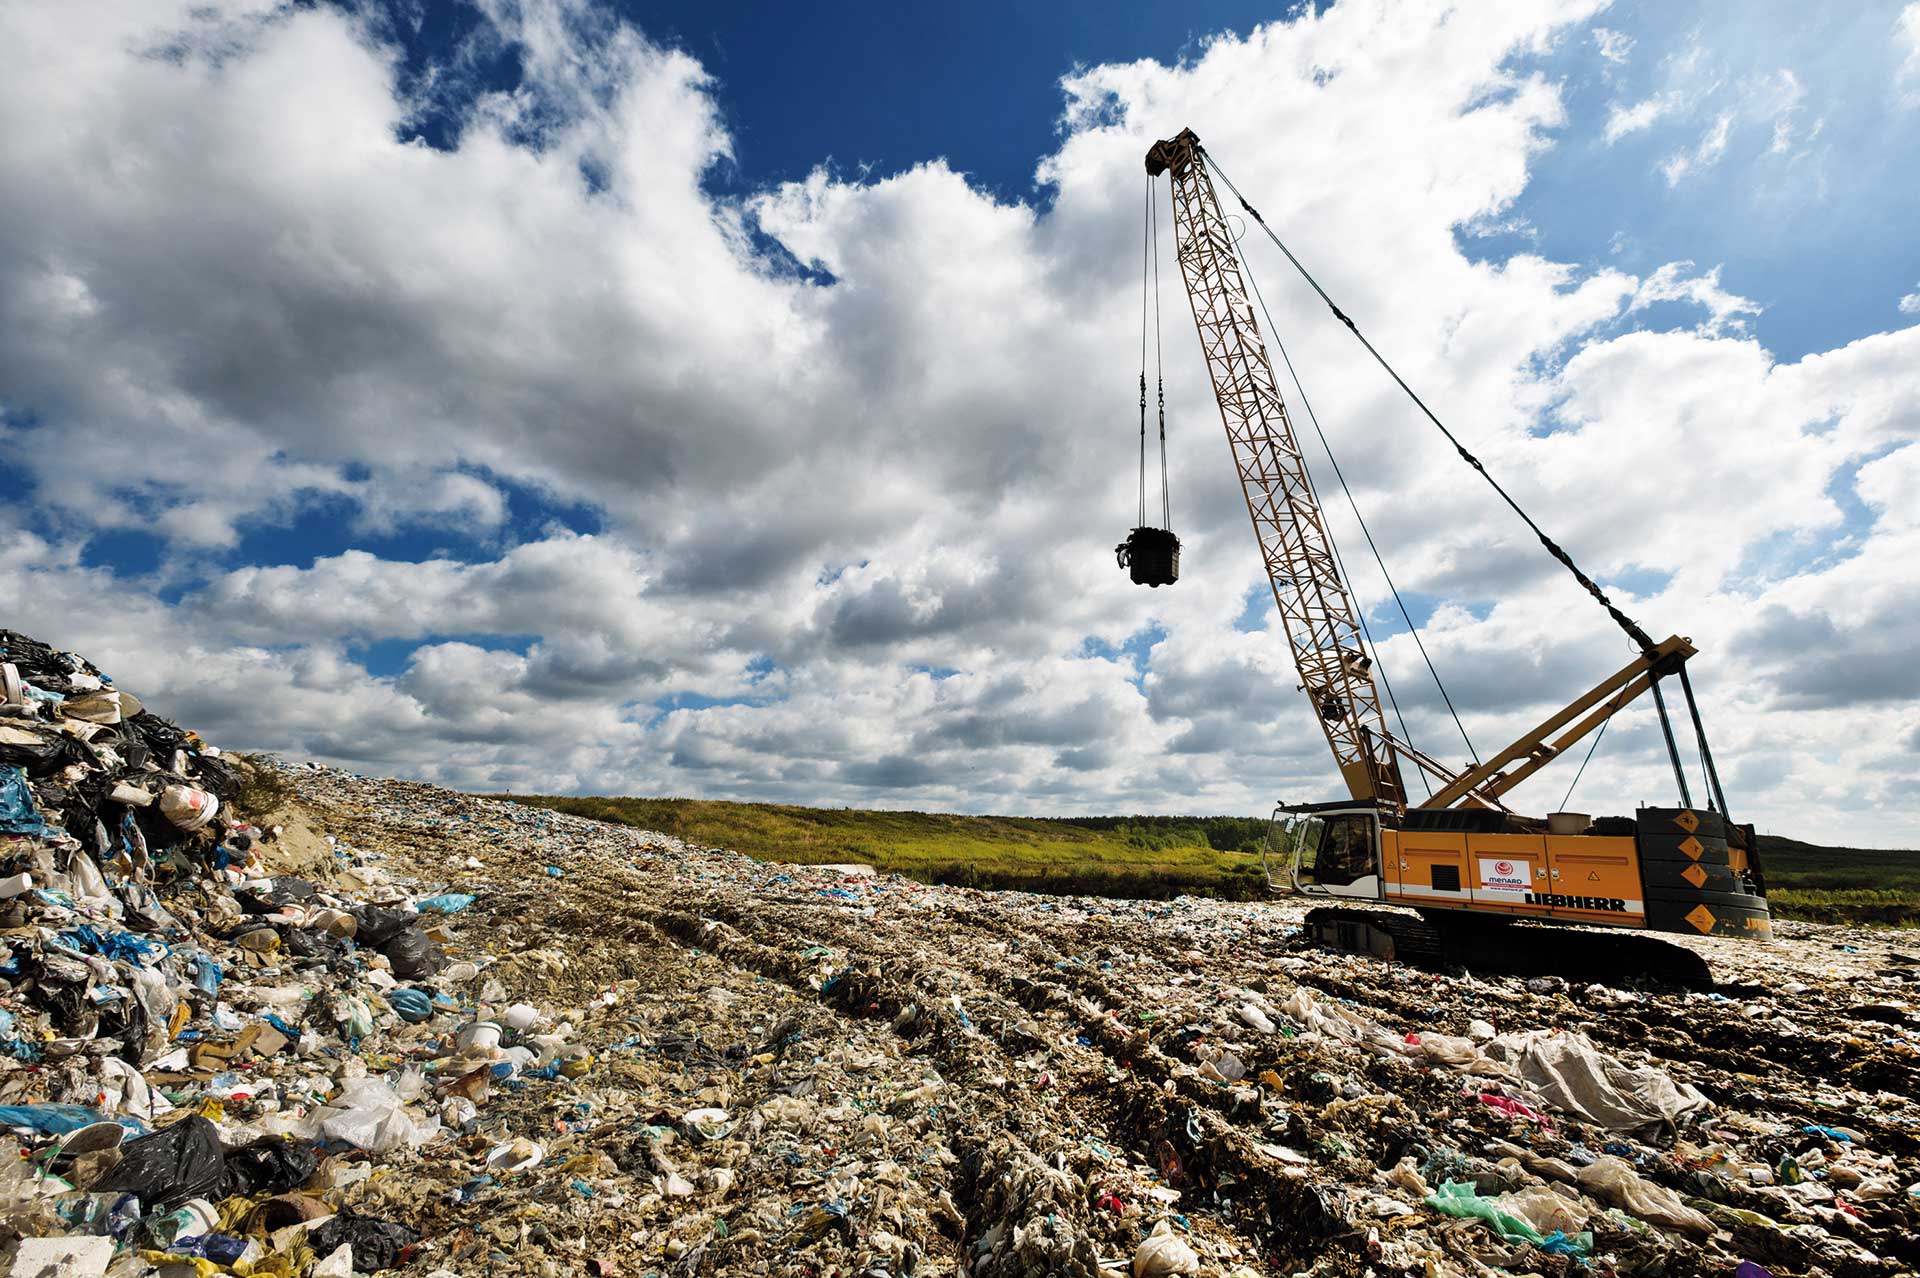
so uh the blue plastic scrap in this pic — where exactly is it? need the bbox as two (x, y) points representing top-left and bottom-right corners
(193, 957), (223, 996)
(389, 988), (435, 1023)
(417, 892), (477, 915)
(0, 765), (48, 837)
(56, 924), (169, 968)
(0, 1104), (146, 1137)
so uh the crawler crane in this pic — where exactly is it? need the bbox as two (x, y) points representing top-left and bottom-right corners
(1130, 129), (1769, 986)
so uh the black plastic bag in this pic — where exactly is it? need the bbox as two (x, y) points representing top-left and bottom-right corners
(381, 927), (445, 981)
(307, 1213), (419, 1271)
(235, 878), (319, 915)
(223, 1137), (317, 1197)
(278, 926), (347, 962)
(192, 754), (240, 798)
(124, 711), (188, 758)
(233, 888), (279, 916)
(0, 726), (90, 777)
(351, 907), (416, 948)
(97, 1115), (226, 1213)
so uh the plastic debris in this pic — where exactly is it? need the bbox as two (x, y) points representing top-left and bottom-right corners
(1132, 1220), (1202, 1276)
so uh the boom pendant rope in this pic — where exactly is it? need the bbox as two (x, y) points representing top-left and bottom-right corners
(1117, 175), (1181, 587)
(1198, 146), (1658, 656)
(1138, 176), (1151, 531)
(1678, 663), (1730, 818)
(1152, 188), (1171, 531)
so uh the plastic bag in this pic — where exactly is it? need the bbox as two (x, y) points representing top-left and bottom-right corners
(336, 995), (374, 1041)
(1132, 1220), (1201, 1277)
(223, 1137), (317, 1196)
(0, 764), (48, 836)
(1480, 1030), (1710, 1136)
(235, 879), (319, 914)
(1573, 1155), (1715, 1236)
(314, 1079), (438, 1154)
(388, 988), (434, 1023)
(351, 907), (417, 948)
(306, 1213), (420, 1272)
(415, 892), (476, 915)
(0, 723), (84, 775)
(381, 927), (446, 981)
(96, 1114), (226, 1212)
(1495, 1185), (1588, 1238)
(279, 927), (347, 962)
(0, 1103), (112, 1136)
(1425, 1181), (1553, 1248)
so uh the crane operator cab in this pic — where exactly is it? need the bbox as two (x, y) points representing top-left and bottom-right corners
(1265, 806), (1383, 900)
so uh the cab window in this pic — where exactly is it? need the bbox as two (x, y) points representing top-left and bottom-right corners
(1312, 813), (1376, 885)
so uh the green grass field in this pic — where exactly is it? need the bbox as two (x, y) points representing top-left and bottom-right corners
(501, 795), (1920, 927)
(1756, 837), (1920, 927)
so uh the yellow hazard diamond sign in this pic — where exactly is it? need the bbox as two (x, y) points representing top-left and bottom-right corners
(1685, 903), (1716, 934)
(1682, 863), (1709, 889)
(1674, 810), (1700, 833)
(1679, 836), (1705, 860)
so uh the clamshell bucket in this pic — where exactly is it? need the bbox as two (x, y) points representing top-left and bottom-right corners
(1117, 527), (1180, 587)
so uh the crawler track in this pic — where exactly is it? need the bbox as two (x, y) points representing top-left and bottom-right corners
(1306, 905), (1714, 989)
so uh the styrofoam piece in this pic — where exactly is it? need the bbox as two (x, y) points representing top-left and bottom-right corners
(9, 1235), (114, 1278)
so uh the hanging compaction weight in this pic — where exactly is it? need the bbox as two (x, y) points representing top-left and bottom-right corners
(1117, 527), (1180, 587)
(1119, 176), (1179, 588)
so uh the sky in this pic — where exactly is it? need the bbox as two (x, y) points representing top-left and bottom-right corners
(2, 0), (1918, 842)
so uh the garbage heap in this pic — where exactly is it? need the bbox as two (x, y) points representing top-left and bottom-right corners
(2, 626), (1917, 1278)
(0, 630), (608, 1276)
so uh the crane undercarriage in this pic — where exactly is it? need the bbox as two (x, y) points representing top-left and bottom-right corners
(1304, 906), (1714, 990)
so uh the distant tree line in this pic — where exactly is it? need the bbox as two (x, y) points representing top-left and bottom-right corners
(1034, 814), (1270, 855)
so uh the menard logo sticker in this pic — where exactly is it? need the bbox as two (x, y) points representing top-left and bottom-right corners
(1477, 858), (1531, 891)
(1674, 810), (1700, 833)
(1685, 903), (1716, 933)
(1682, 863), (1709, 889)
(1679, 836), (1705, 860)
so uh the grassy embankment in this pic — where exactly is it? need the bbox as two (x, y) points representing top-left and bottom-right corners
(1755, 838), (1920, 927)
(502, 795), (1920, 927)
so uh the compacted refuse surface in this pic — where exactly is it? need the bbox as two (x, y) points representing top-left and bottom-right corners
(0, 629), (1916, 1277)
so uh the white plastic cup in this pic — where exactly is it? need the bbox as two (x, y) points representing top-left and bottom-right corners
(503, 1004), (538, 1033)
(455, 1022), (502, 1052)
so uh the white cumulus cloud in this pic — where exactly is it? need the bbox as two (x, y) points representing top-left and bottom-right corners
(2, 0), (1917, 840)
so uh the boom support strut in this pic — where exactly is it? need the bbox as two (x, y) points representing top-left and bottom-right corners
(1422, 635), (1696, 809)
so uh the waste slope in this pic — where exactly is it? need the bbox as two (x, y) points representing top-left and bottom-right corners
(0, 627), (1914, 1277)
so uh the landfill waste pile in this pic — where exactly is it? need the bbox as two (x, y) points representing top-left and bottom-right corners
(0, 629), (1916, 1277)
